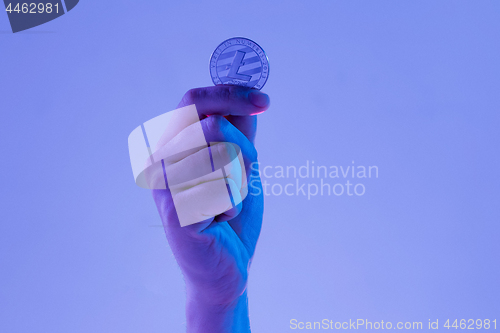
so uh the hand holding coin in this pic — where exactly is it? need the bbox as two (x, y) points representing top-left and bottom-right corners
(152, 37), (270, 333)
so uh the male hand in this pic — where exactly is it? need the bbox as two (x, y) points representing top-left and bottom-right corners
(151, 85), (270, 332)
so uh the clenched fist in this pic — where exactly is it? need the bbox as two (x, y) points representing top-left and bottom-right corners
(152, 85), (270, 333)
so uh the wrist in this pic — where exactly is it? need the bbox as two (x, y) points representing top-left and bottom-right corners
(186, 289), (250, 333)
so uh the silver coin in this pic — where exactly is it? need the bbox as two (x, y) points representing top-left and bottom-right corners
(210, 37), (270, 90)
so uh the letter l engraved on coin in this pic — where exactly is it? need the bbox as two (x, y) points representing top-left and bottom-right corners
(227, 51), (252, 81)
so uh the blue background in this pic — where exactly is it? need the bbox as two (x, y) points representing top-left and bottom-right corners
(1, 1), (499, 332)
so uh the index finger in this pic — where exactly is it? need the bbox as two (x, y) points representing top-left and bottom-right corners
(177, 85), (270, 117)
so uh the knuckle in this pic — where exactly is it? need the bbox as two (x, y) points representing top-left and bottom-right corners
(216, 142), (237, 163)
(203, 115), (226, 133)
(215, 142), (230, 160)
(182, 88), (207, 106)
(215, 85), (240, 102)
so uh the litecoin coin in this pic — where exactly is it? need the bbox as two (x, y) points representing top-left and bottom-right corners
(210, 37), (269, 90)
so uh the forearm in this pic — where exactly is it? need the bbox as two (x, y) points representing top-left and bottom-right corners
(186, 290), (251, 333)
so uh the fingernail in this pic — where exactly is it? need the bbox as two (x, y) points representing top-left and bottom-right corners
(248, 91), (270, 108)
